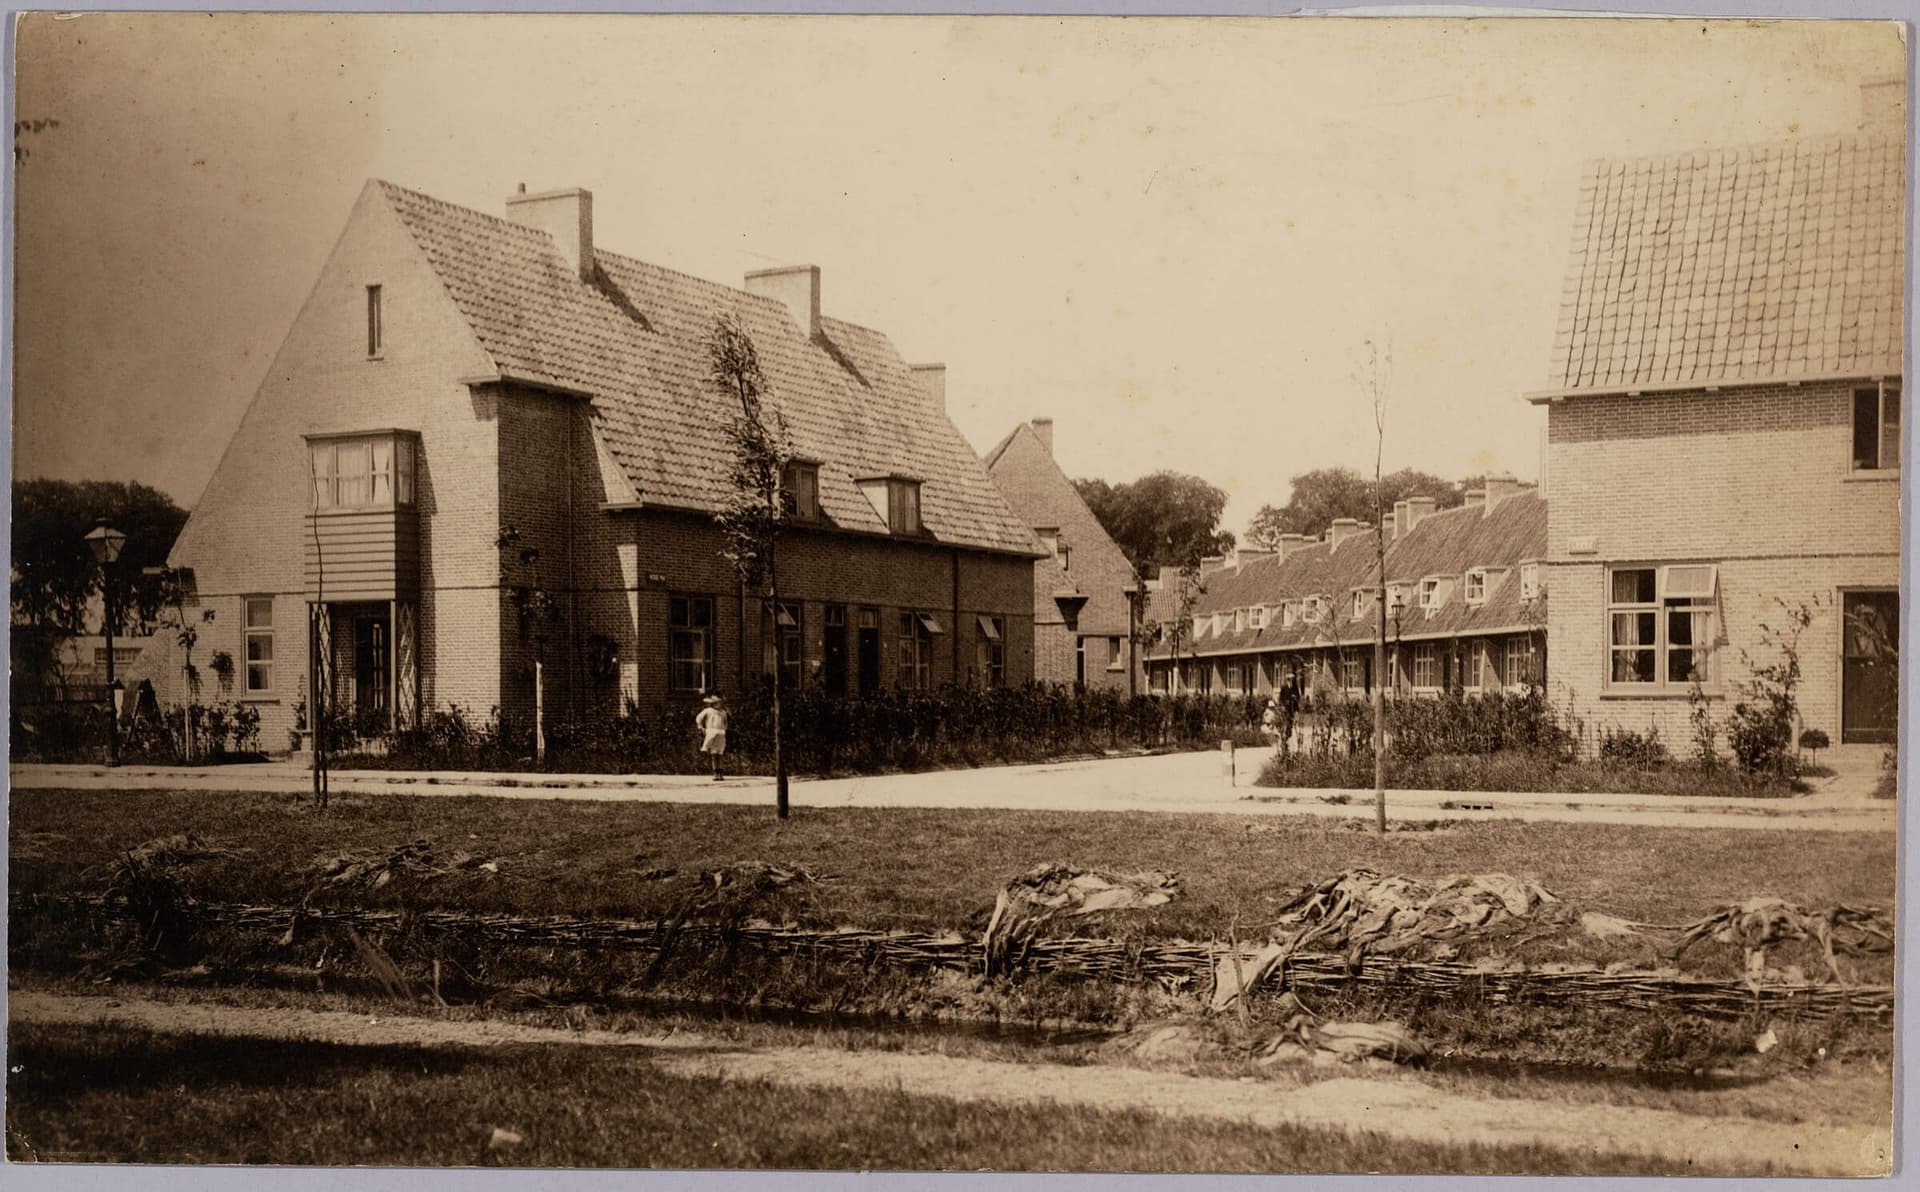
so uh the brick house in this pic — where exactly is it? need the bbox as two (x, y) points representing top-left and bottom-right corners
(984, 418), (1144, 690)
(1531, 128), (1903, 746)
(135, 181), (1041, 747)
(1142, 479), (1546, 700)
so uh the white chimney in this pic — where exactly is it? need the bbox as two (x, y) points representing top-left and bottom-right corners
(1482, 472), (1521, 514)
(506, 186), (594, 282)
(745, 265), (822, 340)
(1393, 499), (1409, 542)
(1278, 533), (1313, 559)
(1030, 418), (1055, 457)
(911, 363), (946, 411)
(1404, 496), (1437, 532)
(1464, 488), (1486, 511)
(1328, 518), (1367, 549)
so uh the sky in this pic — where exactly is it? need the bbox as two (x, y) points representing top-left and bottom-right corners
(10, 13), (1906, 538)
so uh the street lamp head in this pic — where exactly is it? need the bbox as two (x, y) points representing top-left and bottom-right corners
(85, 523), (128, 566)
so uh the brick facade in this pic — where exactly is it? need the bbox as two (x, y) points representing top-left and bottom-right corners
(1544, 380), (1900, 744)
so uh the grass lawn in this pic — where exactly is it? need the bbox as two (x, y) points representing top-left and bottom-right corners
(10, 787), (1894, 937)
(1258, 749), (1806, 798)
(2, 1020), (1775, 1175)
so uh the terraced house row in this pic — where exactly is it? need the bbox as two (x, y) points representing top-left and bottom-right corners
(1143, 479), (1547, 700)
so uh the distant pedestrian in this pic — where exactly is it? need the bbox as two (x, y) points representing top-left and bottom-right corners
(695, 693), (729, 781)
(1276, 671), (1301, 757)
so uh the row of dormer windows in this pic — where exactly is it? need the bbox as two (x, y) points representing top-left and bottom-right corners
(1190, 563), (1546, 635)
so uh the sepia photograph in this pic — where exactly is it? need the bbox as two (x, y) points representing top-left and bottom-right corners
(4, 8), (1907, 1180)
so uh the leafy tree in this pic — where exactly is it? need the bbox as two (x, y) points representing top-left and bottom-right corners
(707, 312), (794, 820)
(1073, 471), (1234, 577)
(11, 479), (189, 635)
(1243, 467), (1465, 547)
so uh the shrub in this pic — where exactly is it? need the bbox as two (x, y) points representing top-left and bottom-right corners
(1598, 725), (1669, 771)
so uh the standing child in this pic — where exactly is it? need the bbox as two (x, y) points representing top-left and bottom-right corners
(695, 694), (729, 781)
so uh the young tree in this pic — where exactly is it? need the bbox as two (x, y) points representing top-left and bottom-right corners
(707, 312), (795, 820)
(1354, 338), (1393, 834)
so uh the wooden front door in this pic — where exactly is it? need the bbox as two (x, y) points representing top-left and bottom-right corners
(856, 607), (880, 696)
(1842, 591), (1898, 744)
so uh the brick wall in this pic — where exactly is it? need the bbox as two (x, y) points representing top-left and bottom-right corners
(1546, 380), (1901, 746)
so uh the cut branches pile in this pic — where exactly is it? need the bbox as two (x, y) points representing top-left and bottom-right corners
(983, 863), (1181, 977)
(305, 839), (501, 895)
(1673, 897), (1894, 987)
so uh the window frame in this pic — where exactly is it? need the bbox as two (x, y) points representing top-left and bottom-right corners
(888, 479), (923, 535)
(781, 461), (821, 522)
(243, 596), (274, 694)
(762, 599), (804, 690)
(1504, 635), (1537, 688)
(1464, 569), (1487, 606)
(668, 593), (716, 694)
(897, 610), (933, 690)
(308, 432), (417, 512)
(1412, 641), (1439, 690)
(1520, 563), (1542, 602)
(366, 284), (383, 358)
(1851, 379), (1901, 473)
(1418, 577), (1442, 611)
(1605, 563), (1719, 691)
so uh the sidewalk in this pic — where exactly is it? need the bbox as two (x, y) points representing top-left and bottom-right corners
(10, 746), (1896, 832)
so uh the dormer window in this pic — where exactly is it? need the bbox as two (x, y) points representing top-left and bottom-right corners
(1465, 569), (1487, 605)
(366, 285), (383, 357)
(1282, 602), (1297, 628)
(1521, 563), (1543, 602)
(889, 479), (921, 534)
(1234, 608), (1248, 632)
(309, 431), (416, 510)
(1351, 590), (1374, 620)
(781, 461), (820, 521)
(859, 476), (923, 535)
(1303, 596), (1323, 624)
(1419, 578), (1442, 611)
(1251, 606), (1267, 630)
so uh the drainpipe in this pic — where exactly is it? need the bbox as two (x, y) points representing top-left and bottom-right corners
(952, 548), (962, 683)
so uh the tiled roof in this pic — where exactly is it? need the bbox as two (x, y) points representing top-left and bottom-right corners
(376, 181), (1039, 556)
(1546, 134), (1904, 395)
(984, 421), (1138, 634)
(1150, 492), (1546, 659)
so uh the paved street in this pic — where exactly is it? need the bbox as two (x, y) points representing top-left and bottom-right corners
(10, 745), (1896, 832)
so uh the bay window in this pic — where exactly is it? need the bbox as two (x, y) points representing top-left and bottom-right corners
(310, 433), (416, 511)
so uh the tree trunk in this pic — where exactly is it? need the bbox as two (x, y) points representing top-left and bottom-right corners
(769, 523), (789, 821)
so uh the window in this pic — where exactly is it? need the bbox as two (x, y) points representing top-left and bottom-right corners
(1852, 380), (1901, 471)
(1505, 636), (1536, 687)
(975, 616), (1006, 686)
(1352, 590), (1374, 620)
(1465, 570), (1487, 605)
(897, 611), (936, 689)
(1106, 635), (1125, 672)
(366, 285), (383, 356)
(762, 601), (803, 690)
(1250, 607), (1267, 630)
(1608, 564), (1718, 687)
(310, 434), (416, 510)
(243, 597), (273, 692)
(1235, 608), (1249, 633)
(782, 462), (820, 521)
(669, 594), (714, 693)
(1413, 642), (1439, 689)
(1419, 578), (1442, 610)
(1343, 649), (1368, 692)
(889, 479), (922, 535)
(1302, 596), (1322, 624)
(1520, 563), (1542, 602)
(1282, 602), (1297, 628)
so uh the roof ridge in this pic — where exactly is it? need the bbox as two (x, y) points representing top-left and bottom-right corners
(374, 179), (553, 240)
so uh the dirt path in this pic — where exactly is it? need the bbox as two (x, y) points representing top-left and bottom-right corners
(8, 991), (1889, 1176)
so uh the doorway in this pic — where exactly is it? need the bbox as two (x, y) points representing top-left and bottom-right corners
(856, 607), (880, 696)
(1841, 590), (1898, 744)
(353, 614), (390, 734)
(824, 605), (849, 697)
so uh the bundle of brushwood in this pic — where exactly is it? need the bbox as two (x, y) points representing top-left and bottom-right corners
(981, 863), (1182, 977)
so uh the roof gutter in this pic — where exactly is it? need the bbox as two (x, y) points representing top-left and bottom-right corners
(1525, 369), (1894, 405)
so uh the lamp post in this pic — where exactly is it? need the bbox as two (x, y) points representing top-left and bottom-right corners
(85, 523), (128, 767)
